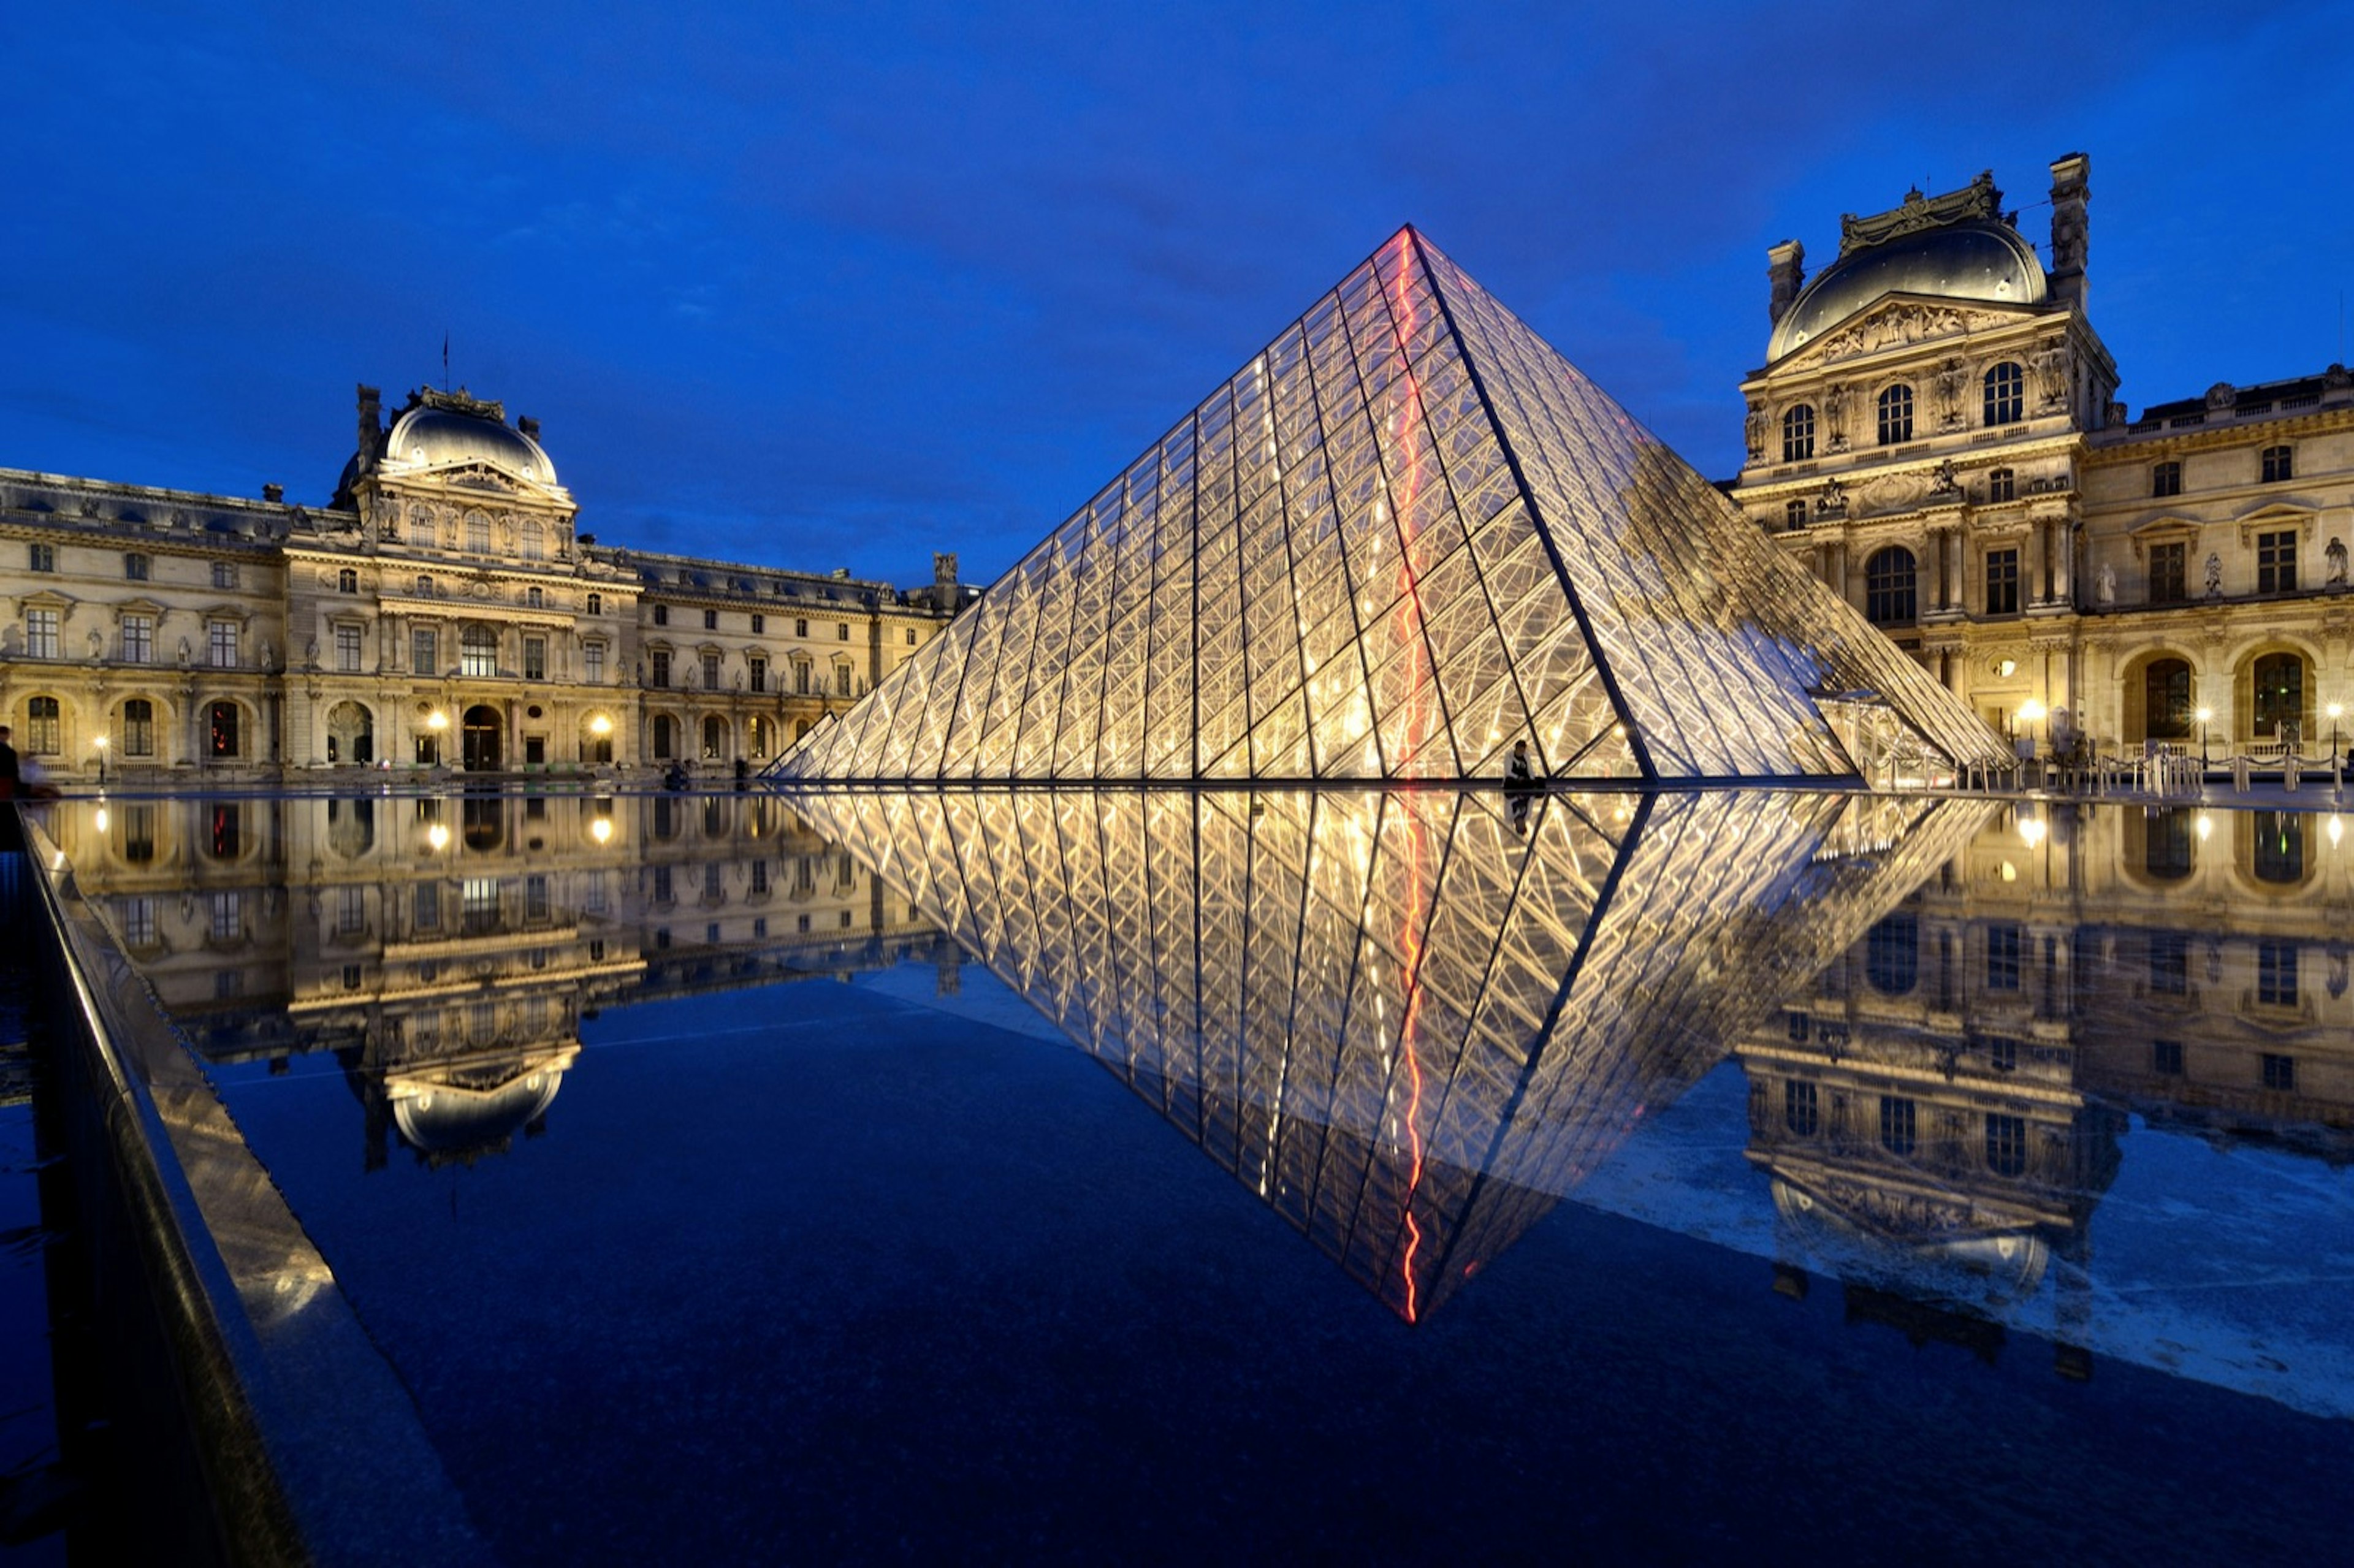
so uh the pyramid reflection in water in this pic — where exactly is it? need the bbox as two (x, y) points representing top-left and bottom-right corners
(779, 229), (2003, 783)
(791, 787), (1987, 1320)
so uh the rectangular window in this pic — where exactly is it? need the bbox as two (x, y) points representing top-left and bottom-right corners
(836, 664), (853, 696)
(1984, 1114), (2028, 1178)
(524, 636), (547, 681)
(28, 543), (55, 573)
(2152, 460), (2182, 498)
(795, 662), (811, 695)
(584, 642), (605, 683)
(2258, 940), (2298, 1007)
(794, 618), (808, 637)
(837, 622), (850, 641)
(749, 657), (767, 693)
(1879, 1096), (1918, 1157)
(120, 896), (158, 947)
(1986, 923), (2022, 991)
(123, 614), (154, 663)
(121, 699), (154, 756)
(1986, 549), (2019, 615)
(525, 874), (550, 921)
(751, 613), (765, 633)
(2262, 444), (2293, 484)
(462, 878), (500, 932)
(413, 628), (437, 675)
(2149, 541), (2187, 603)
(124, 552), (150, 580)
(702, 653), (722, 690)
(651, 650), (671, 688)
(210, 891), (242, 942)
(212, 560), (238, 590)
(25, 607), (59, 658)
(704, 609), (718, 630)
(1986, 468), (2014, 503)
(906, 628), (917, 646)
(1783, 1080), (1818, 1136)
(209, 620), (238, 668)
(2152, 1038), (2184, 1076)
(337, 885), (366, 935)
(2258, 530), (2297, 594)
(653, 866), (674, 905)
(2262, 1052), (2297, 1092)
(2149, 932), (2189, 995)
(414, 882), (441, 930)
(750, 859), (770, 894)
(335, 624), (363, 673)
(23, 698), (59, 754)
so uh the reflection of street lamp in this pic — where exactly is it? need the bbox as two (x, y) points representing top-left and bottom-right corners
(590, 816), (614, 845)
(426, 823), (451, 852)
(2330, 701), (2344, 760)
(2195, 811), (2214, 843)
(94, 732), (108, 785)
(2018, 810), (2047, 849)
(2196, 706), (2214, 765)
(2331, 815), (2345, 848)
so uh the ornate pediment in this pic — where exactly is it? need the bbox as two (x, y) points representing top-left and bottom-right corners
(1838, 172), (2004, 257)
(1781, 297), (2036, 372)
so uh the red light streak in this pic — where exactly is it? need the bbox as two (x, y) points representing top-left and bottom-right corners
(1387, 229), (1432, 1323)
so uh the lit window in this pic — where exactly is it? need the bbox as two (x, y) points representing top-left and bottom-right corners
(2257, 530), (2297, 593)
(1982, 362), (2025, 426)
(25, 608), (59, 658)
(208, 701), (240, 758)
(23, 696), (60, 754)
(2261, 444), (2293, 484)
(2252, 652), (2304, 738)
(1781, 404), (1816, 462)
(2152, 460), (2182, 498)
(1876, 384), (1914, 445)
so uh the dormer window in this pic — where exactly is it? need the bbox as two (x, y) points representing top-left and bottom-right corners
(1781, 405), (1816, 463)
(1876, 385), (1914, 445)
(1983, 362), (2025, 426)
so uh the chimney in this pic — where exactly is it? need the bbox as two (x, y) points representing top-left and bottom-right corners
(262, 483), (284, 503)
(2048, 154), (2089, 310)
(355, 384), (384, 474)
(1767, 240), (1806, 327)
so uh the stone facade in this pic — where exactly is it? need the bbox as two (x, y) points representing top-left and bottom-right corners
(0, 385), (972, 782)
(1730, 154), (2354, 761)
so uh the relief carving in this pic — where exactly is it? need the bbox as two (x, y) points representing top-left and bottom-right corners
(2032, 346), (2070, 408)
(1933, 357), (1969, 430)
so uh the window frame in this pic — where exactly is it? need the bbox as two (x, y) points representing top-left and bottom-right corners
(1876, 384), (1915, 446)
(1982, 362), (2025, 427)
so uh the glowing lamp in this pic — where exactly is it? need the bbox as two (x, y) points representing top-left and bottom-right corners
(2195, 707), (2212, 725)
(427, 824), (451, 851)
(94, 806), (110, 834)
(590, 818), (614, 845)
(588, 713), (614, 736)
(2018, 699), (2046, 725)
(427, 711), (449, 731)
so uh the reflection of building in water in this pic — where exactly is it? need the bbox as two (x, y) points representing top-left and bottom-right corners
(48, 793), (954, 1166)
(791, 786), (1984, 1320)
(1739, 800), (2354, 1364)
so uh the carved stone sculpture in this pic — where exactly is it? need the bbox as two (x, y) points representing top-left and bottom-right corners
(1934, 359), (1969, 428)
(2205, 552), (2223, 598)
(1743, 402), (1768, 460)
(2096, 562), (2116, 607)
(2329, 536), (2347, 587)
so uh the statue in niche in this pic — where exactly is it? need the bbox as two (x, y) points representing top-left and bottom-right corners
(2096, 561), (2116, 607)
(2205, 552), (2223, 598)
(1743, 402), (1768, 460)
(1935, 359), (1970, 428)
(303, 637), (318, 669)
(88, 628), (104, 658)
(2328, 536), (2347, 587)
(177, 637), (191, 666)
(1823, 382), (1851, 449)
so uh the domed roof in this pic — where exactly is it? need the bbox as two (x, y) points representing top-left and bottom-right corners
(384, 400), (556, 484)
(1767, 221), (2046, 362)
(391, 1067), (565, 1158)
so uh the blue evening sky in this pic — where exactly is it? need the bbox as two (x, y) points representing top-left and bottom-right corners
(5, 3), (2350, 591)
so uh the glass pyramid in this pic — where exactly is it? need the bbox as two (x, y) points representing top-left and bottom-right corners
(777, 229), (2005, 783)
(784, 786), (1988, 1320)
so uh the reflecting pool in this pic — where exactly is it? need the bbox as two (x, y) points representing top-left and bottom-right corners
(34, 788), (2354, 1559)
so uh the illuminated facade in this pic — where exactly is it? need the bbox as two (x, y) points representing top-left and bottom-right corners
(788, 786), (1980, 1319)
(1732, 155), (2354, 757)
(781, 229), (2005, 785)
(0, 386), (966, 782)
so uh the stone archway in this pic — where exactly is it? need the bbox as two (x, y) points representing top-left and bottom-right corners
(462, 704), (502, 771)
(326, 699), (375, 765)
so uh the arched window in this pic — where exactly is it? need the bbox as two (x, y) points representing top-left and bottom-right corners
(208, 701), (240, 758)
(1876, 384), (1914, 445)
(337, 567), (358, 594)
(1865, 913), (1919, 995)
(2252, 651), (2305, 738)
(702, 715), (726, 759)
(1864, 547), (1917, 626)
(461, 625), (498, 679)
(2251, 811), (2307, 886)
(2143, 658), (2193, 740)
(1781, 404), (1816, 462)
(23, 696), (60, 755)
(1983, 362), (2025, 426)
(121, 698), (155, 757)
(2138, 809), (2196, 882)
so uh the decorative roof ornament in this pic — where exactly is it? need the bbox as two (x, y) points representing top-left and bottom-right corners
(1838, 171), (2006, 257)
(409, 386), (509, 424)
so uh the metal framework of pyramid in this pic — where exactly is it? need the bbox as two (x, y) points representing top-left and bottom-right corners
(777, 228), (2005, 784)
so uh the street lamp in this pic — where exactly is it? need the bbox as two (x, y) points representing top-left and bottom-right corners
(94, 732), (108, 785)
(2196, 706), (2214, 766)
(2330, 701), (2344, 761)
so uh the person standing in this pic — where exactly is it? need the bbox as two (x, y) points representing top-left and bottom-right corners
(1506, 739), (1535, 785)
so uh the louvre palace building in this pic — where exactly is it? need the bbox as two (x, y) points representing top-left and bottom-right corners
(0, 385), (969, 782)
(1730, 154), (2354, 760)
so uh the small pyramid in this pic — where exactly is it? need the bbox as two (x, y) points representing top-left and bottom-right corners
(779, 229), (2004, 783)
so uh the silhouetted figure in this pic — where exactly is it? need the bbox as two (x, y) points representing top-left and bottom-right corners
(1506, 739), (1536, 786)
